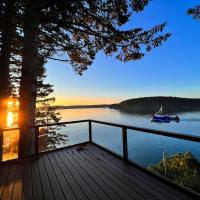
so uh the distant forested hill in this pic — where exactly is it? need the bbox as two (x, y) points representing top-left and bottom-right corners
(110, 97), (200, 114)
(54, 104), (109, 109)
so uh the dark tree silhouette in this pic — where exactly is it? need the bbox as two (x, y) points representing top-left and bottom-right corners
(0, 0), (16, 160)
(6, 0), (170, 157)
(188, 5), (200, 21)
(10, 55), (67, 156)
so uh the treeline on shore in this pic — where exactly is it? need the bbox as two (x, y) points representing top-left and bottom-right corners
(54, 104), (109, 109)
(109, 97), (200, 114)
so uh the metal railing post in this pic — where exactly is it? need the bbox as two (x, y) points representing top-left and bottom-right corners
(122, 127), (128, 161)
(35, 126), (39, 155)
(89, 120), (92, 143)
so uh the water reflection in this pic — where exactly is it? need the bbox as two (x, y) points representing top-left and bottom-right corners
(60, 108), (200, 165)
(59, 108), (200, 194)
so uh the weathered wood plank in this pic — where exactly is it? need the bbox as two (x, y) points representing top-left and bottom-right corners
(37, 157), (54, 200)
(57, 150), (99, 200)
(42, 155), (65, 200)
(67, 149), (124, 200)
(31, 160), (44, 200)
(65, 150), (120, 200)
(68, 149), (111, 200)
(12, 164), (23, 200)
(85, 146), (171, 200)
(0, 165), (10, 198)
(0, 144), (197, 200)
(89, 144), (194, 200)
(62, 150), (110, 200)
(22, 162), (33, 200)
(73, 149), (143, 200)
(82, 148), (161, 200)
(52, 151), (88, 200)
(1, 165), (17, 200)
(65, 149), (135, 200)
(47, 152), (76, 200)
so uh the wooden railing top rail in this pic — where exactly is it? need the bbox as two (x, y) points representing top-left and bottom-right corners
(2, 119), (200, 143)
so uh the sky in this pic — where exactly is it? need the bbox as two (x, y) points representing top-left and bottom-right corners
(45, 0), (200, 105)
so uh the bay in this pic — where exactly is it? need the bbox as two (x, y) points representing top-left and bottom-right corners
(58, 108), (200, 167)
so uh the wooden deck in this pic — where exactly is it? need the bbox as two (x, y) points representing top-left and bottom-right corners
(0, 144), (198, 200)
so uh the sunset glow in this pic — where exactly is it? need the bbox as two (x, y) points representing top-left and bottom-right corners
(7, 111), (13, 127)
(7, 100), (13, 107)
(2, 99), (19, 161)
(3, 130), (19, 161)
(54, 96), (119, 106)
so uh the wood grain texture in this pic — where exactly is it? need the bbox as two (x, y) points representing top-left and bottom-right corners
(0, 144), (197, 200)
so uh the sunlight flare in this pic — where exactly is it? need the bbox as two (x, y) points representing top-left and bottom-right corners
(7, 111), (13, 127)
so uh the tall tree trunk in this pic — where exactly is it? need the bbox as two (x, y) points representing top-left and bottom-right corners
(0, 1), (4, 30)
(0, 0), (15, 161)
(18, 0), (40, 158)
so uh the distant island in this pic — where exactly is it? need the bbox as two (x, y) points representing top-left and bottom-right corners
(110, 96), (200, 114)
(54, 97), (200, 114)
(54, 104), (109, 109)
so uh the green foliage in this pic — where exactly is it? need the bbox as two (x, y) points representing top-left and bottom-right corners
(149, 152), (200, 193)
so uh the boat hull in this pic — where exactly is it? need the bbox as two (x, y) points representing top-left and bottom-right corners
(151, 115), (180, 123)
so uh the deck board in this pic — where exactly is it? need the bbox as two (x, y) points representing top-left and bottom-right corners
(65, 150), (111, 200)
(22, 162), (33, 200)
(88, 145), (189, 200)
(0, 144), (198, 200)
(53, 151), (88, 200)
(47, 153), (76, 200)
(71, 149), (141, 200)
(31, 160), (44, 200)
(1, 165), (17, 200)
(37, 156), (54, 200)
(88, 144), (194, 200)
(0, 165), (10, 199)
(42, 155), (65, 200)
(80, 148), (160, 200)
(66, 149), (121, 200)
(12, 165), (23, 200)
(57, 150), (99, 200)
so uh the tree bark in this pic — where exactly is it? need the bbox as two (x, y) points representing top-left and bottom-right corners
(0, 0), (15, 161)
(18, 0), (40, 158)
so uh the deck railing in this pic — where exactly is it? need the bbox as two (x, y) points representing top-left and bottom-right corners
(2, 119), (200, 161)
(89, 119), (200, 161)
(2, 119), (200, 197)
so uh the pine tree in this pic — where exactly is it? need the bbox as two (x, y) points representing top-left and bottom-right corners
(188, 6), (200, 21)
(9, 41), (67, 155)
(1, 0), (170, 157)
(0, 0), (16, 160)
(35, 60), (67, 152)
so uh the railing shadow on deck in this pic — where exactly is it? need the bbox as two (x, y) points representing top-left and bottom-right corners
(1, 119), (200, 198)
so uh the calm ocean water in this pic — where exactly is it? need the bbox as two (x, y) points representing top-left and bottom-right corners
(58, 108), (200, 167)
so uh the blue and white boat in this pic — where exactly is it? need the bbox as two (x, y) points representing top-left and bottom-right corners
(151, 106), (180, 123)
